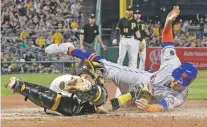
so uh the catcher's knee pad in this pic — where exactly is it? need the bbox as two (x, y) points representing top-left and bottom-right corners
(75, 85), (108, 107)
(56, 94), (97, 116)
(56, 94), (84, 116)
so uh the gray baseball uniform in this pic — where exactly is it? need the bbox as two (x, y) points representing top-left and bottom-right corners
(100, 45), (188, 110)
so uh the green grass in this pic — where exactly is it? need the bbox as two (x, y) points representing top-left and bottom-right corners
(1, 74), (61, 95)
(1, 71), (207, 99)
(188, 70), (207, 100)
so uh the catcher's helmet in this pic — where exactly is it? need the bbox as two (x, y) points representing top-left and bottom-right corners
(172, 62), (198, 88)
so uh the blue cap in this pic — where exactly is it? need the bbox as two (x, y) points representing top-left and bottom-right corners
(172, 62), (198, 88)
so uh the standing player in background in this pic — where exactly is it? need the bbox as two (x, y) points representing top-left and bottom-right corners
(112, 6), (141, 68)
(79, 14), (107, 67)
(112, 6), (141, 97)
(134, 10), (149, 70)
(45, 6), (198, 112)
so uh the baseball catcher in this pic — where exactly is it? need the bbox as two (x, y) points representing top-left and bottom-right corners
(5, 60), (108, 115)
(45, 6), (198, 112)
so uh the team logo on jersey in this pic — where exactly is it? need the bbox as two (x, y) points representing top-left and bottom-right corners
(94, 30), (97, 33)
(149, 49), (161, 70)
(181, 72), (187, 79)
(170, 50), (175, 55)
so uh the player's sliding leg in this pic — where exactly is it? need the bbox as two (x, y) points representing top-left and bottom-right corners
(5, 77), (95, 116)
(45, 43), (102, 62)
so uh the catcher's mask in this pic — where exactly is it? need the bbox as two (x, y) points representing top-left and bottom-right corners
(76, 60), (105, 85)
(172, 62), (197, 88)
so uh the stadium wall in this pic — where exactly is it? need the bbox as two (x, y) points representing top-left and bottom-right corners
(101, 47), (207, 70)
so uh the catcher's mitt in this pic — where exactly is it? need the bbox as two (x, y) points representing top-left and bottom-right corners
(59, 77), (92, 92)
(139, 42), (145, 52)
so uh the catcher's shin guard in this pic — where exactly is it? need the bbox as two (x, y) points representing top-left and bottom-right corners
(12, 80), (83, 116)
(12, 81), (60, 110)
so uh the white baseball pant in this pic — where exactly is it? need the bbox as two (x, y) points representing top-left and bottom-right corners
(117, 37), (140, 68)
(139, 39), (146, 70)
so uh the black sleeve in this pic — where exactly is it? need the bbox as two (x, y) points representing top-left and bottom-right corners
(114, 19), (121, 38)
(116, 19), (122, 30)
(80, 24), (87, 35)
(114, 29), (120, 39)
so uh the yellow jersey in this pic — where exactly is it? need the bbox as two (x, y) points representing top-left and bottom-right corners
(153, 26), (160, 37)
(20, 31), (29, 39)
(52, 32), (63, 44)
(173, 24), (181, 32)
(71, 21), (78, 30)
(36, 38), (46, 48)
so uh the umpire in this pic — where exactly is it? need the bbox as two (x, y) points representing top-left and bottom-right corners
(80, 14), (107, 52)
(134, 10), (149, 70)
(77, 14), (107, 68)
(113, 6), (141, 68)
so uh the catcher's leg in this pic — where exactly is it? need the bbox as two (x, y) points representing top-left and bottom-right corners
(5, 77), (88, 116)
(45, 43), (102, 62)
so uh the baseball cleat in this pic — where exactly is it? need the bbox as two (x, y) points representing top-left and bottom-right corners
(5, 77), (19, 89)
(45, 43), (75, 55)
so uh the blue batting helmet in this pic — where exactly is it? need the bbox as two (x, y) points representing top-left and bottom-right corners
(172, 62), (198, 88)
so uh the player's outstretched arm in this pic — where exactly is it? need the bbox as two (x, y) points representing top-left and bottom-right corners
(45, 43), (103, 62)
(162, 6), (180, 48)
(135, 99), (165, 112)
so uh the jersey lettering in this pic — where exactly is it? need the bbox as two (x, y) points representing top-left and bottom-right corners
(141, 24), (145, 30)
(131, 23), (136, 30)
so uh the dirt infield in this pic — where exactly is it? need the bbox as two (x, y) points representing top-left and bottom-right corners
(2, 81), (207, 127)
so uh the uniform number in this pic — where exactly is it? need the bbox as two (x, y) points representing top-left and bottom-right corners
(124, 28), (128, 33)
